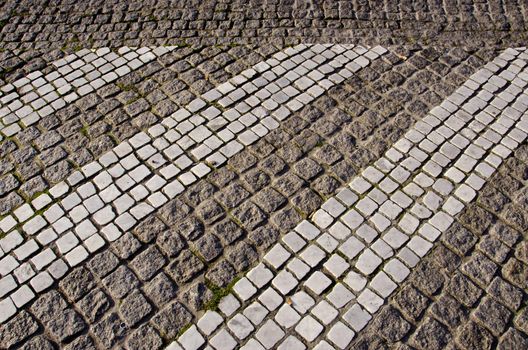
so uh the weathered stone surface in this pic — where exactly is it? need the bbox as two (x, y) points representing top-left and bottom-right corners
(130, 246), (166, 281)
(19, 336), (54, 350)
(126, 324), (163, 350)
(156, 229), (186, 257)
(119, 291), (152, 327)
(206, 260), (237, 288)
(77, 288), (111, 323)
(181, 282), (213, 311)
(372, 307), (411, 342)
(144, 272), (178, 308)
(487, 277), (523, 311)
(63, 335), (95, 350)
(441, 223), (478, 256)
(92, 313), (128, 348)
(194, 234), (223, 262)
(394, 285), (430, 320)
(474, 297), (511, 336)
(103, 265), (140, 299)
(410, 317), (451, 349)
(134, 216), (167, 243)
(502, 258), (528, 289)
(0, 311), (39, 348)
(248, 224), (280, 250)
(151, 302), (192, 339)
(232, 202), (266, 230)
(167, 250), (205, 284)
(456, 321), (494, 350)
(410, 263), (444, 296)
(447, 273), (482, 307)
(430, 295), (467, 329)
(3, 32), (528, 350)
(30, 291), (67, 324)
(47, 309), (85, 342)
(112, 232), (142, 259)
(226, 242), (258, 272)
(59, 267), (96, 302)
(498, 328), (528, 350)
(87, 250), (120, 278)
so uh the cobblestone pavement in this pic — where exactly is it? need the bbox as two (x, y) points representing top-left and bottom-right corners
(0, 2), (528, 350)
(0, 0), (527, 50)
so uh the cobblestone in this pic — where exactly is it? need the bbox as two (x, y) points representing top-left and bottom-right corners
(0, 13), (527, 349)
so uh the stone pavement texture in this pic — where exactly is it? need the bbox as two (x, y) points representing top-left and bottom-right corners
(0, 2), (527, 350)
(0, 0), (527, 50)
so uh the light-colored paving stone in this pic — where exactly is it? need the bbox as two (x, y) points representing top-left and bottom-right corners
(0, 43), (386, 323)
(163, 46), (528, 349)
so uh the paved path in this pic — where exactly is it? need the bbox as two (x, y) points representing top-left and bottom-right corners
(0, 43), (386, 322)
(165, 46), (528, 350)
(0, 3), (527, 350)
(0, 0), (527, 49)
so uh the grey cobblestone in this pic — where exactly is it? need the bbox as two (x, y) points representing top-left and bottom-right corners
(1, 22), (524, 350)
(351, 141), (528, 349)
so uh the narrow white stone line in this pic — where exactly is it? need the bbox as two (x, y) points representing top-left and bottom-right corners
(0, 46), (177, 139)
(0, 44), (387, 324)
(168, 47), (528, 350)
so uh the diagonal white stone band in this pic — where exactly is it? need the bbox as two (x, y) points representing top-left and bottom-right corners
(0, 46), (177, 138)
(0, 43), (387, 323)
(167, 47), (528, 350)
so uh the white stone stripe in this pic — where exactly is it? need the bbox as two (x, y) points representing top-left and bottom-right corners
(168, 47), (528, 350)
(0, 46), (177, 138)
(0, 44), (386, 324)
(0, 43), (383, 239)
